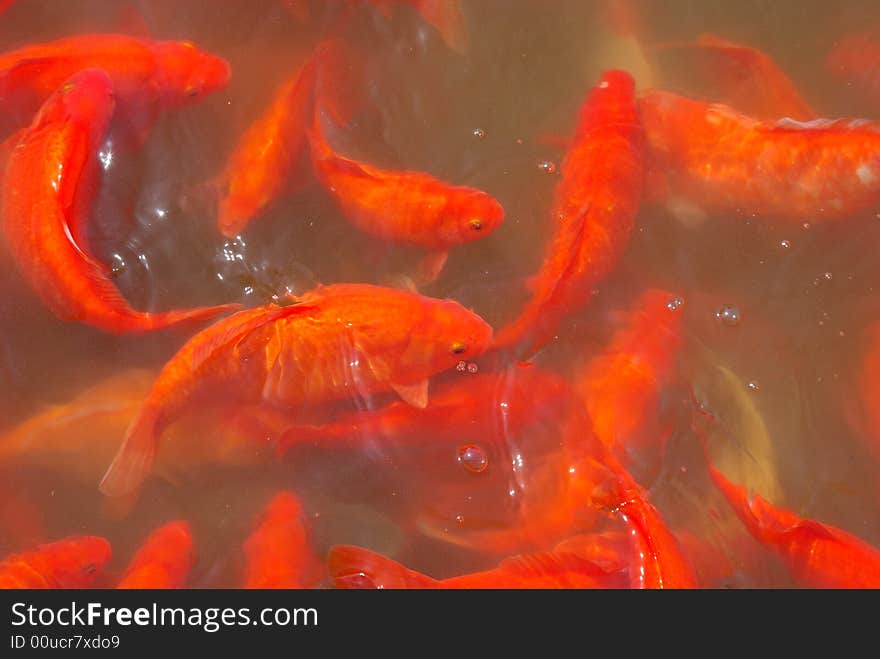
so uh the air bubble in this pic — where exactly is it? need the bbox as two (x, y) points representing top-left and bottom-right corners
(747, 381), (760, 391)
(779, 239), (791, 249)
(716, 305), (741, 326)
(472, 128), (486, 139)
(824, 272), (833, 280)
(457, 444), (489, 474)
(666, 296), (684, 311)
(456, 360), (467, 372)
(467, 362), (479, 374)
(538, 160), (557, 174)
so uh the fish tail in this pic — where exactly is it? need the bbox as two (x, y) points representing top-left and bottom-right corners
(139, 303), (241, 332)
(99, 405), (160, 498)
(327, 545), (438, 589)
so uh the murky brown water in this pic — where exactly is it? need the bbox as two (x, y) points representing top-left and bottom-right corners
(2, 0), (880, 588)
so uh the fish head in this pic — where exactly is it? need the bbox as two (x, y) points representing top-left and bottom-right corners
(390, 298), (493, 385)
(151, 41), (231, 107)
(438, 189), (505, 246)
(32, 68), (115, 133)
(38, 536), (112, 588)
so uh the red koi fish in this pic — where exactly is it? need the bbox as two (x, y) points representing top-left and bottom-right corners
(216, 58), (317, 237)
(0, 69), (238, 334)
(596, 459), (698, 588)
(329, 543), (627, 589)
(709, 463), (880, 588)
(0, 536), (111, 589)
(574, 289), (684, 470)
(116, 521), (194, 589)
(310, 105), (504, 282)
(244, 492), (321, 588)
(100, 283), (493, 497)
(0, 33), (230, 145)
(278, 364), (575, 456)
(826, 31), (880, 112)
(640, 90), (880, 223)
(493, 70), (644, 358)
(653, 33), (815, 120)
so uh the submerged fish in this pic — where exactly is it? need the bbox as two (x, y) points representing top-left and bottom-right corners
(641, 90), (880, 224)
(0, 33), (230, 145)
(493, 70), (644, 358)
(574, 288), (684, 472)
(117, 520), (194, 589)
(243, 491), (321, 588)
(100, 283), (493, 497)
(215, 57), (317, 237)
(0, 536), (111, 589)
(653, 33), (815, 120)
(0, 69), (239, 333)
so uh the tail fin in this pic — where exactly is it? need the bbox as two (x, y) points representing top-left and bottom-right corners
(99, 405), (160, 499)
(327, 545), (438, 589)
(414, 0), (469, 55)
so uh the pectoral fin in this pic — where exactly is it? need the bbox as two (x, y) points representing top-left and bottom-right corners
(391, 379), (429, 409)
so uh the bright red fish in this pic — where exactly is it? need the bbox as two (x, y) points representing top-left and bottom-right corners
(100, 283), (493, 498)
(310, 75), (504, 281)
(574, 289), (684, 472)
(653, 33), (815, 120)
(0, 33), (230, 145)
(329, 543), (627, 589)
(493, 70), (644, 358)
(0, 69), (239, 334)
(243, 491), (321, 588)
(640, 90), (880, 223)
(709, 462), (880, 588)
(0, 536), (111, 589)
(215, 58), (317, 237)
(116, 521), (194, 589)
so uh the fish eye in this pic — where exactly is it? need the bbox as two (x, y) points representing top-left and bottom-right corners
(457, 443), (489, 474)
(186, 87), (200, 97)
(468, 218), (483, 231)
(450, 341), (467, 355)
(61, 82), (76, 94)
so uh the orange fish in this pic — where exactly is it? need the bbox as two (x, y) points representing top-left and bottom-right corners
(0, 536), (111, 589)
(329, 543), (627, 589)
(0, 33), (230, 145)
(640, 90), (880, 223)
(310, 71), (504, 281)
(709, 462), (880, 588)
(116, 521), (194, 589)
(826, 30), (880, 112)
(574, 289), (684, 472)
(243, 491), (322, 588)
(100, 282), (493, 497)
(1, 69), (238, 333)
(596, 459), (698, 588)
(653, 33), (815, 120)
(216, 58), (317, 237)
(493, 70), (644, 358)
(278, 364), (575, 456)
